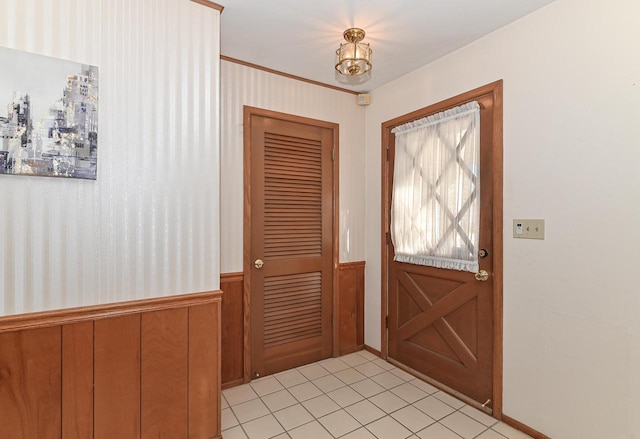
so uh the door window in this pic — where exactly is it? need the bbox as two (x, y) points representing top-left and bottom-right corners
(390, 101), (480, 272)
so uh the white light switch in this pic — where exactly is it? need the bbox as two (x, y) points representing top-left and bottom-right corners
(513, 219), (545, 240)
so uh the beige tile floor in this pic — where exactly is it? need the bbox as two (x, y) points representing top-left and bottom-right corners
(222, 350), (533, 439)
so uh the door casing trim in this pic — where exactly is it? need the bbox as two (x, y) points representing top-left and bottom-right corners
(243, 106), (340, 383)
(380, 80), (504, 418)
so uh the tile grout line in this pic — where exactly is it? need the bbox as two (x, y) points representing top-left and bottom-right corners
(223, 351), (522, 439)
(228, 354), (422, 438)
(272, 360), (360, 438)
(232, 355), (370, 438)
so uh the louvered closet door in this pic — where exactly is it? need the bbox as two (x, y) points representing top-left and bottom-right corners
(248, 112), (334, 378)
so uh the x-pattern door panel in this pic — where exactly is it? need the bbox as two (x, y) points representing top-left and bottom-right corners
(386, 88), (499, 409)
(397, 271), (479, 371)
(389, 264), (492, 403)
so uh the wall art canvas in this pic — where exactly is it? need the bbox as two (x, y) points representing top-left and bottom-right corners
(0, 47), (98, 180)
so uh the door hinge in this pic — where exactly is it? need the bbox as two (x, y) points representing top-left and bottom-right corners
(385, 315), (389, 329)
(332, 148), (335, 161)
(386, 147), (389, 161)
(386, 232), (391, 245)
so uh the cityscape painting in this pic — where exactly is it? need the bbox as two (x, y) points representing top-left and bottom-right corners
(0, 47), (98, 180)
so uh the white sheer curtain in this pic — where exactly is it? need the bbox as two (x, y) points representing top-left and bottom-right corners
(391, 101), (480, 272)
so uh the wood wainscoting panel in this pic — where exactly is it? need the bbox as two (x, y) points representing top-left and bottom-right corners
(220, 272), (244, 388)
(0, 326), (62, 439)
(220, 263), (364, 389)
(62, 321), (94, 439)
(0, 291), (222, 439)
(94, 314), (141, 439)
(338, 262), (365, 355)
(141, 308), (189, 438)
(189, 303), (222, 438)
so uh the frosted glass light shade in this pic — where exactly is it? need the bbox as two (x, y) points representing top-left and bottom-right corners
(335, 28), (372, 76)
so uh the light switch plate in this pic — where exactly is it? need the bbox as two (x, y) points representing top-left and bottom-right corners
(513, 219), (545, 239)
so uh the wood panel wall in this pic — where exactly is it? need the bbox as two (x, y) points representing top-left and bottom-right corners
(221, 262), (364, 388)
(220, 273), (245, 388)
(338, 262), (365, 355)
(0, 292), (222, 439)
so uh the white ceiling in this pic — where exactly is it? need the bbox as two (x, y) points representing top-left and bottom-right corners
(219, 0), (556, 93)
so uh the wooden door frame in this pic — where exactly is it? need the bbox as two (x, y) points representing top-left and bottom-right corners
(380, 81), (504, 418)
(243, 106), (340, 383)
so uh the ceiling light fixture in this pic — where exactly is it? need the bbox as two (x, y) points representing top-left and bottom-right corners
(335, 28), (372, 76)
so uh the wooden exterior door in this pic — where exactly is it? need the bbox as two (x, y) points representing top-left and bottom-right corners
(244, 107), (337, 379)
(383, 82), (503, 412)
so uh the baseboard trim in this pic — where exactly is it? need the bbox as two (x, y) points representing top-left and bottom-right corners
(221, 378), (244, 391)
(502, 414), (552, 439)
(363, 344), (382, 358)
(339, 344), (365, 356)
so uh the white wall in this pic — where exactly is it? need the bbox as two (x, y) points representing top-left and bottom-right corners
(364, 0), (640, 437)
(220, 60), (366, 273)
(0, 0), (221, 316)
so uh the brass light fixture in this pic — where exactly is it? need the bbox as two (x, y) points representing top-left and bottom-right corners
(335, 28), (372, 76)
